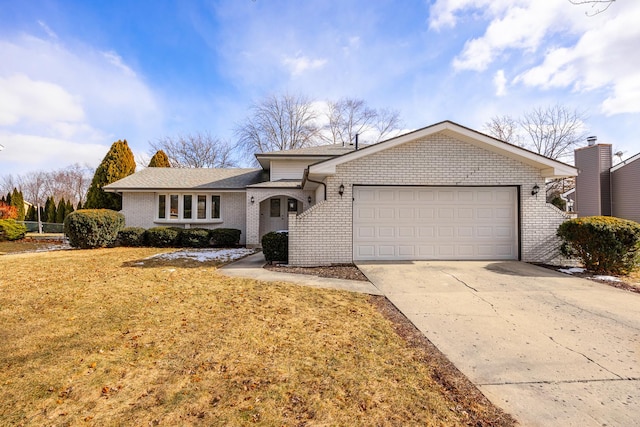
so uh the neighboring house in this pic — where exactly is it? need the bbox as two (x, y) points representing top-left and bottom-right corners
(574, 139), (640, 223)
(105, 120), (577, 266)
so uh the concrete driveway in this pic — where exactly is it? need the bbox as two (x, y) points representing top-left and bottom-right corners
(357, 261), (640, 426)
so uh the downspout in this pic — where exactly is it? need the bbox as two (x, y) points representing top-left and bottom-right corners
(302, 169), (327, 201)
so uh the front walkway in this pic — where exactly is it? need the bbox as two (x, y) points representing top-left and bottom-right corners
(357, 260), (640, 426)
(219, 252), (383, 295)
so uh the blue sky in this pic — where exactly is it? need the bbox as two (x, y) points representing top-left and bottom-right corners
(1, 0), (639, 176)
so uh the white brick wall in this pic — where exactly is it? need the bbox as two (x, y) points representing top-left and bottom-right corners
(120, 191), (248, 244)
(289, 133), (572, 266)
(245, 189), (314, 247)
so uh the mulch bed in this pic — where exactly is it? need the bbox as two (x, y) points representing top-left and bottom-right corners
(264, 263), (369, 281)
(534, 263), (640, 294)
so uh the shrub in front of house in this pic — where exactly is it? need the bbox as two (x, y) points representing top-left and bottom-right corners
(557, 216), (640, 275)
(117, 227), (147, 247)
(179, 228), (211, 248)
(210, 228), (241, 247)
(64, 209), (125, 249)
(262, 231), (288, 263)
(0, 219), (27, 241)
(146, 226), (181, 247)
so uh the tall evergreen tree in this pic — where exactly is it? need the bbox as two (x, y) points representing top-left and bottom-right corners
(148, 150), (171, 167)
(6, 192), (12, 206)
(66, 200), (74, 217)
(26, 205), (37, 221)
(45, 196), (57, 223)
(76, 200), (83, 211)
(85, 140), (136, 210)
(55, 198), (66, 223)
(10, 188), (25, 221)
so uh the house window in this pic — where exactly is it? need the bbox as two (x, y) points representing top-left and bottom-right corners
(156, 193), (221, 221)
(270, 198), (281, 217)
(170, 195), (179, 219)
(183, 195), (192, 219)
(287, 198), (298, 212)
(211, 195), (220, 219)
(197, 195), (206, 219)
(158, 195), (166, 219)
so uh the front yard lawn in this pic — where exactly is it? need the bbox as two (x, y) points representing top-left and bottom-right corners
(0, 248), (511, 426)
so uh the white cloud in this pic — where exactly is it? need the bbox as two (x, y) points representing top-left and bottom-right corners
(0, 74), (85, 126)
(283, 55), (327, 76)
(0, 34), (162, 175)
(514, 2), (640, 115)
(37, 20), (58, 39)
(0, 133), (108, 172)
(493, 69), (507, 96)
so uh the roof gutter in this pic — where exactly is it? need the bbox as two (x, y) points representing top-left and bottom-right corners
(302, 169), (326, 201)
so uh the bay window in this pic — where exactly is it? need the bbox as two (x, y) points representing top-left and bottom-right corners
(156, 193), (222, 222)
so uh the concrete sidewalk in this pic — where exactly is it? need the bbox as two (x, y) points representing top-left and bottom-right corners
(358, 260), (640, 426)
(219, 252), (383, 295)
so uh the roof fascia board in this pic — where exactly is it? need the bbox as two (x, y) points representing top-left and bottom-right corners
(611, 151), (640, 172)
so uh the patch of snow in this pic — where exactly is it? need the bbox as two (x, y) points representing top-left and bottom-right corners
(559, 267), (586, 275)
(148, 248), (255, 263)
(594, 275), (621, 282)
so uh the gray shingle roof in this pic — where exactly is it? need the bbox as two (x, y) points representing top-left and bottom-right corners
(104, 168), (266, 191)
(256, 143), (370, 157)
(246, 179), (301, 189)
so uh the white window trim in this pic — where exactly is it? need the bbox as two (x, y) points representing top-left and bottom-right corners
(155, 192), (223, 224)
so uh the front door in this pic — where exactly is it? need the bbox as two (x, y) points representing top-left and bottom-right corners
(259, 197), (286, 239)
(259, 196), (302, 240)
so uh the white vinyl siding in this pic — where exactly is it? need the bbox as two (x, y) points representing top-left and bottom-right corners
(353, 186), (518, 261)
(270, 160), (311, 181)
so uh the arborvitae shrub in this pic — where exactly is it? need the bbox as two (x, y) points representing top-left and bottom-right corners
(262, 231), (288, 263)
(210, 228), (241, 247)
(148, 150), (171, 167)
(117, 227), (147, 247)
(85, 140), (136, 210)
(64, 209), (125, 249)
(180, 228), (211, 248)
(0, 219), (27, 241)
(558, 216), (640, 274)
(146, 226), (181, 247)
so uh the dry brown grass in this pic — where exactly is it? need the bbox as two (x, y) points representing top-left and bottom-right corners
(0, 240), (62, 255)
(0, 248), (480, 426)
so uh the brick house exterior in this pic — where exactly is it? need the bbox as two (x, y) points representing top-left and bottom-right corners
(105, 121), (577, 265)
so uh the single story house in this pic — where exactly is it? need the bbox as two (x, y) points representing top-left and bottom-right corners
(105, 120), (577, 266)
(574, 139), (640, 223)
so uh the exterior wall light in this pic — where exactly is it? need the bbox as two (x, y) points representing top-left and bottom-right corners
(250, 196), (255, 204)
(307, 196), (312, 204)
(531, 184), (540, 197)
(339, 184), (344, 197)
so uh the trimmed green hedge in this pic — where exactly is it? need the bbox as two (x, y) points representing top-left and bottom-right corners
(146, 226), (181, 247)
(558, 216), (640, 274)
(117, 227), (147, 247)
(0, 219), (27, 241)
(262, 231), (288, 263)
(210, 228), (241, 247)
(180, 228), (211, 248)
(64, 209), (125, 249)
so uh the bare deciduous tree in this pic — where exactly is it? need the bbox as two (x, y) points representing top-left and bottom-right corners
(322, 98), (402, 146)
(149, 133), (237, 168)
(569, 0), (615, 16)
(235, 93), (321, 155)
(484, 104), (587, 161)
(1, 163), (93, 206)
(483, 115), (521, 146)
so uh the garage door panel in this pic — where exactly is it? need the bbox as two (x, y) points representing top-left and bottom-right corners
(354, 186), (518, 261)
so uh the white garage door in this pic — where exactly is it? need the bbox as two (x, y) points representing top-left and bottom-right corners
(353, 186), (518, 261)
